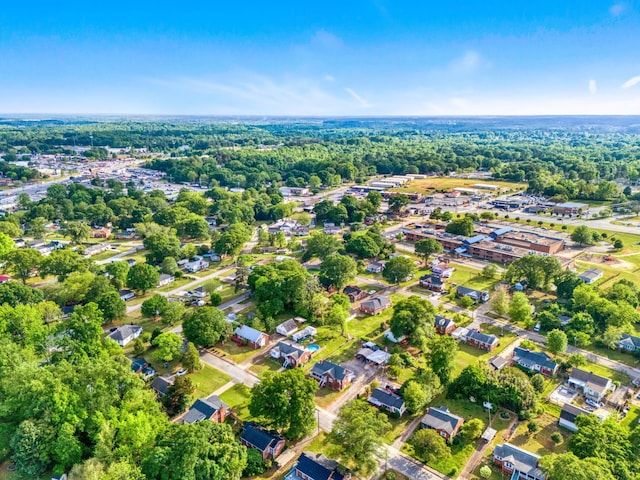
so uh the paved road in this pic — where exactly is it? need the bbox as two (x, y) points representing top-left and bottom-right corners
(126, 264), (236, 314)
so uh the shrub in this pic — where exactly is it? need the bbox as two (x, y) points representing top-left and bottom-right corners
(551, 432), (563, 444)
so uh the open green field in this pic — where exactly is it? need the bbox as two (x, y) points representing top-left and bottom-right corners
(510, 413), (570, 456)
(448, 263), (499, 293)
(219, 384), (254, 421)
(216, 341), (266, 364)
(188, 365), (232, 398)
(390, 177), (525, 194)
(248, 356), (282, 377)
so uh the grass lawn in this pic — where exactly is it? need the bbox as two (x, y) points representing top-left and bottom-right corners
(621, 405), (640, 429)
(582, 343), (640, 369)
(389, 177), (524, 194)
(382, 412), (420, 444)
(216, 341), (266, 364)
(219, 384), (254, 421)
(510, 413), (570, 456)
(91, 248), (127, 262)
(315, 386), (349, 409)
(347, 313), (387, 339)
(454, 325), (518, 374)
(188, 365), (232, 398)
(248, 357), (282, 377)
(449, 263), (499, 293)
(571, 357), (631, 385)
(156, 277), (191, 293)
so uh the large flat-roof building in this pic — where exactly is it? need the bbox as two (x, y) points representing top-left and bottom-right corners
(553, 202), (589, 215)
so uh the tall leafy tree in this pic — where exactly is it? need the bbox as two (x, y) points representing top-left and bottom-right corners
(183, 307), (232, 347)
(390, 295), (435, 350)
(382, 256), (415, 284)
(126, 263), (160, 293)
(414, 238), (443, 266)
(329, 399), (391, 473)
(249, 369), (318, 440)
(318, 254), (357, 290)
(5, 248), (43, 284)
(429, 335), (458, 385)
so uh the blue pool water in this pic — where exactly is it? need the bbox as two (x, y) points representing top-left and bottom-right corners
(307, 344), (320, 352)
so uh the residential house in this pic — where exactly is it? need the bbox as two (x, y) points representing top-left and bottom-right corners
(343, 285), (367, 302)
(365, 261), (385, 274)
(617, 334), (640, 353)
(113, 230), (138, 240)
(489, 356), (507, 371)
(150, 376), (174, 396)
(456, 285), (490, 303)
(182, 396), (229, 424)
(91, 226), (111, 239)
(463, 329), (499, 351)
(568, 368), (614, 401)
(558, 403), (591, 432)
(271, 341), (312, 368)
(233, 325), (269, 349)
(310, 360), (354, 391)
(285, 452), (350, 480)
(493, 443), (546, 480)
(512, 347), (558, 376)
(368, 388), (406, 416)
(119, 289), (135, 301)
(434, 315), (456, 335)
(421, 406), (464, 440)
(130, 358), (148, 373)
(158, 274), (175, 287)
(323, 222), (342, 235)
(578, 268), (604, 285)
(84, 243), (110, 257)
(291, 325), (317, 342)
(276, 319), (299, 337)
(419, 274), (446, 292)
(431, 262), (454, 278)
(240, 423), (286, 461)
(360, 295), (391, 315)
(184, 257), (209, 273)
(187, 286), (206, 299)
(108, 325), (143, 347)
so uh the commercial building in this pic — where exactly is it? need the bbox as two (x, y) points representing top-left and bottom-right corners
(553, 202), (589, 215)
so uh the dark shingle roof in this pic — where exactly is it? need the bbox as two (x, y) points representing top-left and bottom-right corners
(295, 452), (345, 480)
(276, 341), (306, 360)
(560, 403), (590, 423)
(368, 388), (405, 410)
(466, 330), (498, 346)
(182, 396), (228, 424)
(360, 295), (391, 311)
(619, 334), (640, 349)
(493, 443), (545, 479)
(513, 347), (557, 371)
(241, 423), (283, 452)
(109, 325), (142, 342)
(456, 285), (487, 300)
(434, 314), (455, 329)
(570, 368), (611, 388)
(421, 407), (464, 435)
(311, 360), (352, 382)
(150, 375), (174, 395)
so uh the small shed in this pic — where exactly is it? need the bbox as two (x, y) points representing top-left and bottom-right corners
(481, 426), (497, 443)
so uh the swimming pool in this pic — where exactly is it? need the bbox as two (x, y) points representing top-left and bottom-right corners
(307, 344), (320, 352)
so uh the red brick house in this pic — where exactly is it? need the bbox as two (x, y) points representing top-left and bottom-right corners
(434, 315), (456, 335)
(182, 396), (229, 424)
(493, 443), (546, 480)
(421, 406), (464, 441)
(463, 329), (499, 351)
(241, 423), (286, 461)
(310, 360), (354, 391)
(271, 341), (312, 368)
(360, 295), (391, 315)
(343, 285), (367, 303)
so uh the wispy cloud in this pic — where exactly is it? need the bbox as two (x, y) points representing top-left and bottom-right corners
(310, 29), (344, 49)
(451, 51), (481, 73)
(589, 79), (597, 95)
(622, 75), (640, 89)
(450, 97), (470, 109)
(610, 3), (625, 16)
(324, 74), (335, 82)
(345, 87), (372, 108)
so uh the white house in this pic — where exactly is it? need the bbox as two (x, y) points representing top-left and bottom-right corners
(158, 274), (175, 287)
(108, 325), (143, 347)
(276, 319), (299, 337)
(233, 325), (269, 348)
(568, 368), (614, 401)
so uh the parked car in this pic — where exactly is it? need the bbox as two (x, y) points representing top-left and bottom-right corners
(176, 368), (188, 376)
(585, 399), (603, 408)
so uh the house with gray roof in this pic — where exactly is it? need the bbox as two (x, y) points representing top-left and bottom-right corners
(150, 375), (174, 396)
(276, 319), (299, 337)
(108, 325), (142, 347)
(241, 423), (286, 461)
(285, 452), (350, 480)
(270, 341), (312, 368)
(368, 388), (406, 416)
(568, 368), (614, 401)
(578, 268), (604, 285)
(493, 443), (545, 480)
(456, 285), (489, 303)
(310, 360), (354, 391)
(559, 403), (591, 432)
(233, 325), (269, 348)
(463, 329), (499, 351)
(360, 295), (391, 315)
(617, 333), (640, 353)
(421, 406), (464, 440)
(182, 395), (229, 424)
(512, 347), (558, 376)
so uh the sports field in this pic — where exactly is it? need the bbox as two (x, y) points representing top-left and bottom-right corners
(390, 177), (525, 194)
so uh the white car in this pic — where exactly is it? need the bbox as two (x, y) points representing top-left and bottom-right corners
(368, 290), (376, 295)
(176, 368), (188, 376)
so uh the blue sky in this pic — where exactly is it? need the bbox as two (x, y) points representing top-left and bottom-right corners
(1, 1), (639, 115)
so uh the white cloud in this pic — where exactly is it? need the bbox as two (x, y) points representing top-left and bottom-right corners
(589, 79), (597, 95)
(451, 51), (481, 73)
(310, 29), (344, 49)
(622, 76), (640, 88)
(610, 3), (625, 16)
(345, 87), (372, 108)
(324, 74), (335, 82)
